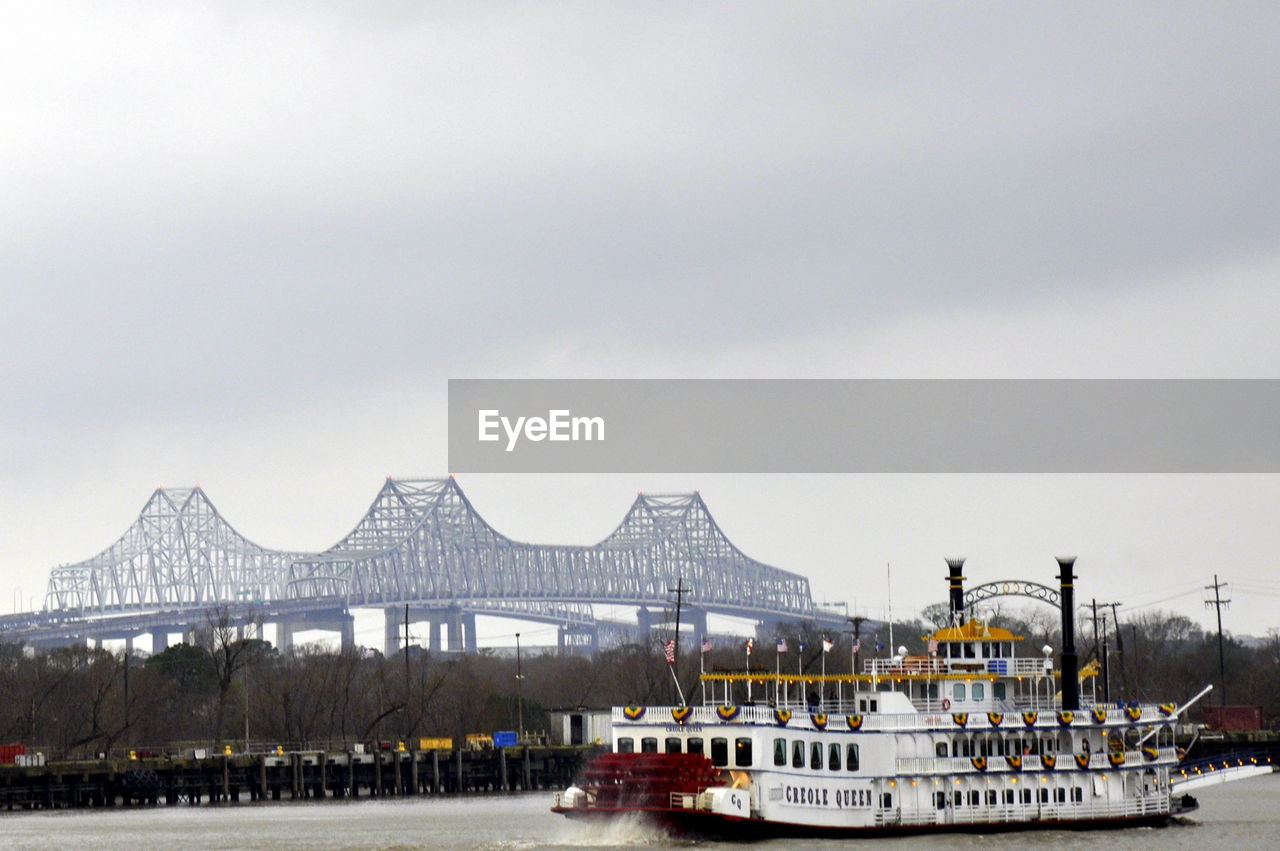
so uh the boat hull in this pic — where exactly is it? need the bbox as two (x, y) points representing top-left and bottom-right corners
(554, 804), (1177, 841)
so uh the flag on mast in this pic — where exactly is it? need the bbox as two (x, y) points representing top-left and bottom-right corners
(851, 637), (861, 654)
(822, 636), (834, 653)
(701, 635), (713, 654)
(776, 637), (788, 653)
(663, 638), (676, 664)
(745, 637), (754, 656)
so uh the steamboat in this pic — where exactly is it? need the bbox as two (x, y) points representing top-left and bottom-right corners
(553, 558), (1267, 838)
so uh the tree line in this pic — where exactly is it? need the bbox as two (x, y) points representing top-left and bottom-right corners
(1, 607), (1274, 759)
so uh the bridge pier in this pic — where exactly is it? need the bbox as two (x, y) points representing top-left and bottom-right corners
(557, 624), (598, 656)
(685, 608), (709, 645)
(151, 629), (170, 653)
(636, 607), (653, 639)
(384, 607), (401, 656)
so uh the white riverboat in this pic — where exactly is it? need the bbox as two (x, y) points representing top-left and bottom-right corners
(552, 560), (1256, 838)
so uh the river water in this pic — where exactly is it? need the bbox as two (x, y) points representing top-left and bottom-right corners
(1, 775), (1276, 849)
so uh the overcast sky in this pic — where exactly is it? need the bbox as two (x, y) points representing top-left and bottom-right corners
(3, 3), (1278, 644)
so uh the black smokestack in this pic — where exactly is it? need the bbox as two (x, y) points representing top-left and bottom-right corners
(1057, 557), (1079, 711)
(946, 558), (966, 623)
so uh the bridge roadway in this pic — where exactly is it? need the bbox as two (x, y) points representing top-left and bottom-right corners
(0, 596), (848, 655)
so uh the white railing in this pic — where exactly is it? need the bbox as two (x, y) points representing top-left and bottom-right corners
(874, 795), (1169, 827)
(612, 704), (1171, 734)
(896, 748), (1177, 775)
(863, 657), (1048, 677)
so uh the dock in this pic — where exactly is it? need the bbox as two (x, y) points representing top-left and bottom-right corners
(0, 745), (603, 811)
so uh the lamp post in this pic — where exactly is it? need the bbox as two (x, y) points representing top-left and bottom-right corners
(515, 632), (524, 742)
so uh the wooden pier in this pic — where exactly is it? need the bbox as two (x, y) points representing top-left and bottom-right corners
(0, 745), (603, 811)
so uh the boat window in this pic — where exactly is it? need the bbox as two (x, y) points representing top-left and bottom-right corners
(1020, 788), (1031, 804)
(641, 737), (658, 753)
(934, 791), (946, 809)
(985, 790), (997, 805)
(968, 790), (980, 806)
(1003, 789), (1015, 805)
(665, 738), (682, 754)
(953, 790), (963, 807)
(617, 737), (634, 753)
(972, 682), (985, 701)
(964, 643), (976, 658)
(1037, 788), (1049, 804)
(828, 743), (841, 770)
(1054, 787), (1066, 803)
(1072, 786), (1083, 803)
(880, 793), (892, 809)
(935, 741), (948, 758)
(1041, 736), (1055, 754)
(710, 738), (728, 767)
(735, 738), (753, 767)
(948, 642), (960, 657)
(773, 738), (787, 766)
(810, 742), (823, 770)
(953, 683), (966, 702)
(687, 737), (704, 755)
(927, 683), (939, 700)
(993, 682), (1006, 700)
(981, 642), (991, 658)
(846, 743), (860, 771)
(792, 740), (805, 768)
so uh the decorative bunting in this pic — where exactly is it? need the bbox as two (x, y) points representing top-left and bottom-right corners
(987, 712), (1004, 728)
(1041, 753), (1057, 770)
(1158, 702), (1177, 717)
(716, 705), (740, 721)
(1142, 746), (1160, 762)
(952, 712), (969, 728)
(1175, 746), (1187, 760)
(671, 706), (692, 725)
(1091, 707), (1108, 725)
(1075, 753), (1092, 770)
(1057, 710), (1075, 727)
(811, 713), (828, 730)
(846, 714), (864, 731)
(773, 709), (792, 727)
(1125, 705), (1143, 722)
(1108, 750), (1126, 767)
(623, 705), (646, 721)
(971, 756), (988, 772)
(1022, 711), (1039, 727)
(1005, 754), (1023, 771)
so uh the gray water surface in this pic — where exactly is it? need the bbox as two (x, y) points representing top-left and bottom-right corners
(1, 775), (1276, 849)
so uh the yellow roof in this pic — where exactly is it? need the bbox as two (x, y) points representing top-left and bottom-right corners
(925, 619), (1023, 642)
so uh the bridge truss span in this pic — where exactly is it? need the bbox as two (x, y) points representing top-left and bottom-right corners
(38, 478), (826, 638)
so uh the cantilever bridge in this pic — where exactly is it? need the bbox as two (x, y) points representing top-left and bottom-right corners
(2, 479), (844, 654)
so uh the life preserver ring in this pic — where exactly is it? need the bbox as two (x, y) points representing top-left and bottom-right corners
(942, 698), (951, 711)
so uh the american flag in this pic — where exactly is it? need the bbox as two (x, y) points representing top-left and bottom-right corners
(701, 636), (713, 653)
(776, 637), (788, 653)
(663, 638), (676, 664)
(851, 638), (861, 654)
(821, 636), (834, 653)
(928, 638), (939, 654)
(745, 637), (754, 656)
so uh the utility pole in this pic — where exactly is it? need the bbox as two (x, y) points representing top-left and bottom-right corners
(668, 577), (690, 675)
(1089, 600), (1120, 703)
(403, 604), (411, 737)
(515, 632), (524, 741)
(1108, 603), (1127, 700)
(1204, 575), (1230, 706)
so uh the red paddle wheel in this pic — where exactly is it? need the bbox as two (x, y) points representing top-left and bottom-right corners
(576, 752), (725, 809)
